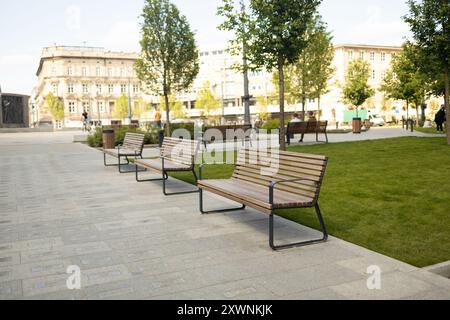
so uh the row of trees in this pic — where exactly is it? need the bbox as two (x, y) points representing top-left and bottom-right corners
(133, 0), (449, 147)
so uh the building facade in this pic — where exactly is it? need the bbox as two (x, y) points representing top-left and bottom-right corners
(31, 44), (404, 127)
(32, 46), (143, 128)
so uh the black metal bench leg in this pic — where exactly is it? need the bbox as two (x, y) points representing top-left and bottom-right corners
(199, 188), (246, 214)
(269, 203), (328, 250)
(162, 169), (200, 196)
(135, 164), (167, 182)
(104, 152), (120, 167)
(118, 156), (136, 173)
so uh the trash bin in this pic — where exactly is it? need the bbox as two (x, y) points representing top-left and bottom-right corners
(102, 128), (115, 149)
(352, 118), (362, 134)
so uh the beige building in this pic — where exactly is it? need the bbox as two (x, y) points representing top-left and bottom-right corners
(32, 45), (143, 128)
(179, 44), (403, 122)
(31, 44), (404, 127)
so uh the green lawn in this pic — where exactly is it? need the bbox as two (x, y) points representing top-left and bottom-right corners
(170, 137), (450, 267)
(415, 126), (447, 135)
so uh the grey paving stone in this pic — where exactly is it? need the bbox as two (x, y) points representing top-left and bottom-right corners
(1, 131), (448, 300)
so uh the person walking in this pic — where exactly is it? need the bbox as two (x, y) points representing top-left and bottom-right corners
(81, 111), (88, 132)
(435, 105), (446, 132)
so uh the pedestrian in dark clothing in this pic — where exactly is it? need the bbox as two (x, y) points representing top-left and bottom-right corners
(435, 105), (446, 132)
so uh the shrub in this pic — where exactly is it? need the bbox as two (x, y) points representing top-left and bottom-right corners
(86, 125), (159, 148)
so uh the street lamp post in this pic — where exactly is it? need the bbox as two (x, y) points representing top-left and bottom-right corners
(0, 85), (3, 127)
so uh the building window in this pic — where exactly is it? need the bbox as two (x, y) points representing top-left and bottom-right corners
(121, 84), (127, 93)
(82, 102), (90, 112)
(359, 51), (365, 60)
(68, 67), (73, 76)
(68, 83), (74, 93)
(120, 68), (125, 77)
(370, 52), (375, 61)
(96, 84), (102, 94)
(97, 102), (105, 113)
(52, 84), (58, 95)
(381, 52), (386, 61)
(82, 67), (88, 77)
(107, 68), (113, 77)
(133, 84), (139, 93)
(82, 84), (89, 94)
(108, 84), (114, 94)
(96, 67), (101, 77)
(68, 102), (76, 113)
(52, 66), (56, 75)
(372, 70), (376, 80)
(348, 50), (353, 60)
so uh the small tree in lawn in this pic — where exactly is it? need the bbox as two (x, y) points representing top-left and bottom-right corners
(342, 59), (375, 119)
(196, 81), (221, 123)
(242, 0), (321, 150)
(135, 0), (199, 136)
(45, 92), (65, 126)
(112, 94), (129, 121)
(404, 0), (450, 144)
(380, 43), (426, 124)
(159, 95), (187, 120)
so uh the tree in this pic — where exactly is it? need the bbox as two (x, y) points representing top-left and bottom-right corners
(342, 59), (375, 117)
(196, 81), (222, 120)
(158, 95), (187, 119)
(281, 17), (335, 120)
(380, 44), (426, 123)
(45, 92), (64, 123)
(239, 0), (321, 150)
(112, 94), (129, 120)
(218, 0), (252, 125)
(135, 0), (199, 136)
(404, 0), (450, 144)
(309, 24), (335, 120)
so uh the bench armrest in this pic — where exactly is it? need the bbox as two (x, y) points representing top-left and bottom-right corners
(268, 178), (319, 205)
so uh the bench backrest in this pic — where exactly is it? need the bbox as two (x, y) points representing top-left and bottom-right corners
(233, 149), (328, 202)
(203, 124), (252, 143)
(161, 137), (200, 167)
(122, 132), (145, 154)
(287, 121), (328, 134)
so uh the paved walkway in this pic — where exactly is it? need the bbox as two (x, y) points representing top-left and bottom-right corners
(1, 131), (450, 300)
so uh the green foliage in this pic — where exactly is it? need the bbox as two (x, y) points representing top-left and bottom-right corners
(196, 81), (222, 118)
(170, 122), (196, 139)
(135, 0), (199, 135)
(274, 15), (334, 113)
(405, 0), (450, 143)
(45, 92), (65, 121)
(112, 94), (129, 120)
(219, 0), (322, 150)
(86, 126), (159, 148)
(342, 59), (375, 115)
(380, 43), (426, 110)
(261, 118), (281, 131)
(158, 95), (187, 119)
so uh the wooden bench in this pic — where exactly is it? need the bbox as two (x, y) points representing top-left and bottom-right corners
(134, 137), (200, 195)
(103, 132), (145, 173)
(286, 121), (328, 145)
(203, 124), (252, 149)
(198, 149), (328, 250)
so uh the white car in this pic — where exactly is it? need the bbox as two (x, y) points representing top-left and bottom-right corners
(369, 114), (385, 126)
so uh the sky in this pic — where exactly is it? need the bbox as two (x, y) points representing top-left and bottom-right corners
(0, 0), (412, 95)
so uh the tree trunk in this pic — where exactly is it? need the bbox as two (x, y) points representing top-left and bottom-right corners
(301, 97), (306, 121)
(317, 96), (321, 121)
(243, 49), (251, 126)
(415, 106), (420, 126)
(445, 67), (450, 145)
(164, 93), (171, 137)
(278, 59), (286, 151)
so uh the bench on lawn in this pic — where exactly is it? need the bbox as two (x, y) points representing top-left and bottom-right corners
(286, 121), (328, 145)
(198, 149), (328, 250)
(203, 124), (253, 149)
(134, 137), (200, 196)
(103, 132), (145, 173)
